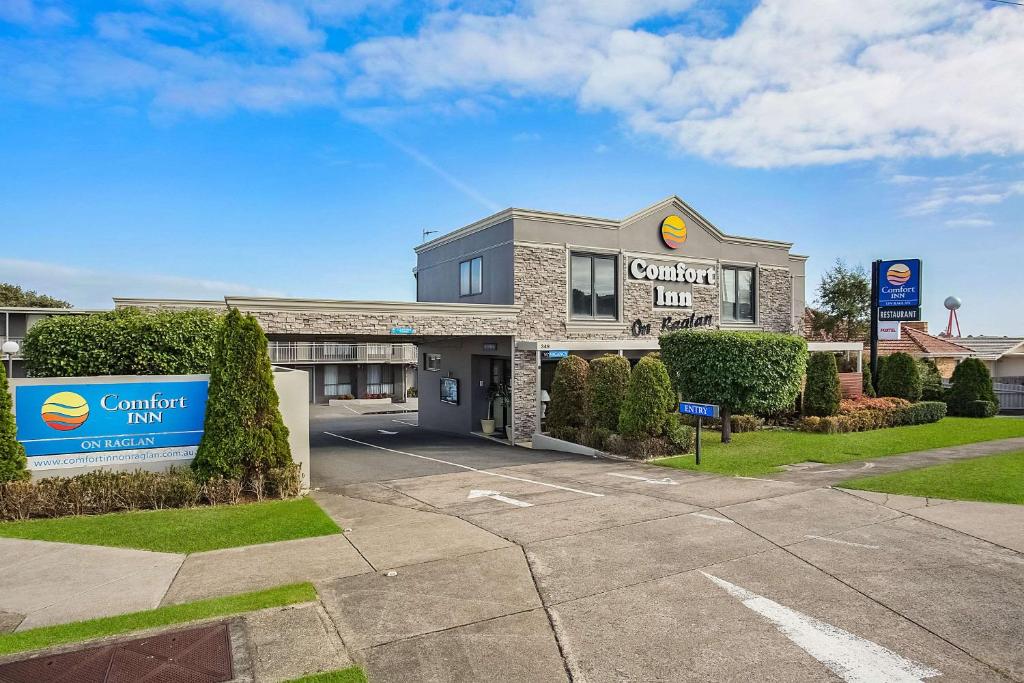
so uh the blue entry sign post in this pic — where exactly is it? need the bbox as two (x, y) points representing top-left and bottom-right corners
(679, 401), (720, 465)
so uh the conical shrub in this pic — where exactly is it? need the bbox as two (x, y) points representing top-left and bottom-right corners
(0, 363), (29, 483)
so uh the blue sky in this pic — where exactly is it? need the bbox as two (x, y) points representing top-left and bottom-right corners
(1, 0), (1022, 334)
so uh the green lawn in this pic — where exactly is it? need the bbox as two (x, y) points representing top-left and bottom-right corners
(0, 582), (317, 657)
(0, 497), (340, 553)
(655, 417), (1024, 477)
(839, 450), (1024, 504)
(287, 667), (369, 683)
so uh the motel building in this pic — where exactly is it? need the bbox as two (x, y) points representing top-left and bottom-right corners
(112, 196), (814, 444)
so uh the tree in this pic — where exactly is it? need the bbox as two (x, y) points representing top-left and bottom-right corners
(813, 260), (870, 341)
(945, 358), (997, 416)
(546, 355), (589, 439)
(877, 352), (922, 402)
(588, 354), (631, 431)
(804, 352), (841, 416)
(0, 283), (71, 308)
(192, 308), (291, 481)
(0, 362), (29, 483)
(660, 331), (807, 443)
(619, 355), (675, 439)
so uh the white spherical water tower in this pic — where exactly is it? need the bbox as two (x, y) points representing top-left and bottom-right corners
(944, 296), (962, 337)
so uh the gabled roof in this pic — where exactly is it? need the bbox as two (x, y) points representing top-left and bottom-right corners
(878, 326), (974, 358)
(955, 336), (1024, 360)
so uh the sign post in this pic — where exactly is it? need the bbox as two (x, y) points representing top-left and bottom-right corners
(870, 258), (922, 393)
(679, 401), (720, 465)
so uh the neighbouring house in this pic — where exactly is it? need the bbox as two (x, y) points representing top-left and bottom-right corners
(877, 322), (974, 379)
(955, 336), (1024, 382)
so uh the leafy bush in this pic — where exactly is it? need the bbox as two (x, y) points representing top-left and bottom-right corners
(877, 352), (922, 402)
(588, 354), (631, 431)
(0, 363), (28, 483)
(862, 364), (876, 397)
(192, 309), (292, 481)
(918, 359), (944, 402)
(22, 307), (222, 377)
(804, 352), (841, 417)
(604, 434), (676, 460)
(660, 330), (807, 442)
(578, 426), (614, 451)
(679, 413), (763, 432)
(945, 358), (997, 416)
(546, 355), (590, 434)
(406, 386), (418, 398)
(965, 400), (997, 418)
(797, 399), (945, 433)
(663, 414), (695, 453)
(619, 355), (675, 439)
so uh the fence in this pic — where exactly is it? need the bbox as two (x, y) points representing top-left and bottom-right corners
(993, 382), (1024, 412)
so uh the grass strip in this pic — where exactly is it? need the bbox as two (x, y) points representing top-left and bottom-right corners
(0, 582), (317, 657)
(655, 417), (1024, 477)
(287, 666), (369, 683)
(0, 497), (340, 553)
(839, 450), (1024, 504)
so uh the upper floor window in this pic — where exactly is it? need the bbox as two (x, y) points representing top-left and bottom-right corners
(459, 257), (482, 296)
(722, 266), (755, 323)
(571, 253), (618, 320)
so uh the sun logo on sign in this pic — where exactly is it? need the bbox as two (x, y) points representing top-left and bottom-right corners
(886, 263), (912, 286)
(40, 391), (90, 431)
(660, 215), (687, 249)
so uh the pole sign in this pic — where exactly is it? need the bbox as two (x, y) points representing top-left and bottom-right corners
(678, 401), (720, 418)
(877, 259), (922, 307)
(14, 378), (209, 471)
(878, 306), (921, 322)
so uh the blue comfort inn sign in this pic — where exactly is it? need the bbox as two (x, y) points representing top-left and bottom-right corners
(14, 377), (209, 471)
(877, 259), (922, 308)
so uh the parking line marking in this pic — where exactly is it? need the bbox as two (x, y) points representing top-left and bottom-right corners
(608, 473), (679, 485)
(804, 535), (880, 549)
(701, 572), (940, 682)
(693, 513), (734, 523)
(323, 432), (604, 497)
(392, 419), (419, 426)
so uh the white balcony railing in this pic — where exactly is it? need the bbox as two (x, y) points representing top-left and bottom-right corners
(268, 341), (416, 365)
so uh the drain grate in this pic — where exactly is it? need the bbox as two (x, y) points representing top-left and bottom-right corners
(0, 622), (233, 683)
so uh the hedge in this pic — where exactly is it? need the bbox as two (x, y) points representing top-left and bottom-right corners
(798, 400), (946, 433)
(945, 358), (997, 416)
(804, 352), (841, 417)
(547, 355), (590, 440)
(619, 355), (675, 439)
(964, 400), (998, 418)
(588, 354), (631, 431)
(22, 308), (222, 377)
(877, 352), (922, 402)
(0, 363), (28, 483)
(660, 330), (807, 442)
(192, 309), (291, 481)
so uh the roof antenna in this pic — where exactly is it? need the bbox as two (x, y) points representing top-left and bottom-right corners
(422, 229), (438, 243)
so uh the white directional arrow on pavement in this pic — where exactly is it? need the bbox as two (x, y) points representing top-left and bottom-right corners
(467, 489), (533, 508)
(607, 472), (678, 485)
(377, 430), (398, 435)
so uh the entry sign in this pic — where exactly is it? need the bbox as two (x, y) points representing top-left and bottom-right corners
(679, 402), (720, 418)
(877, 259), (921, 307)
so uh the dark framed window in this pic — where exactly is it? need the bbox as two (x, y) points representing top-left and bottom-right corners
(424, 353), (441, 371)
(459, 256), (482, 296)
(721, 266), (755, 322)
(570, 253), (618, 320)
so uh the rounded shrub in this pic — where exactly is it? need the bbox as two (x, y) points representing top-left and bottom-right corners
(0, 363), (29, 483)
(804, 352), (841, 417)
(918, 359), (944, 402)
(588, 354), (631, 432)
(660, 330), (808, 443)
(663, 413), (695, 453)
(546, 354), (590, 436)
(877, 352), (922, 402)
(619, 355), (675, 440)
(945, 358), (997, 417)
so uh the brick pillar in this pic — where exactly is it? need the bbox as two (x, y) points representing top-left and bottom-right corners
(513, 349), (538, 440)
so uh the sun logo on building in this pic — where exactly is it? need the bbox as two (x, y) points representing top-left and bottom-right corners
(886, 263), (912, 286)
(41, 391), (90, 431)
(660, 215), (687, 249)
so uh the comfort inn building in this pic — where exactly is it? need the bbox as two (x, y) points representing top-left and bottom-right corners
(117, 196), (806, 443)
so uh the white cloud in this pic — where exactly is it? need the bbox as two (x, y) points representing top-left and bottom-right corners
(904, 175), (1024, 215)
(0, 258), (282, 309)
(0, 0), (72, 29)
(944, 217), (993, 228)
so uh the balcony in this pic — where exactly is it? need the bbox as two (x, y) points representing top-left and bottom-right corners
(268, 341), (416, 365)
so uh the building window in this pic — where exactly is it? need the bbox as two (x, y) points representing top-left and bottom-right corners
(459, 256), (482, 296)
(722, 266), (755, 323)
(424, 353), (441, 371)
(570, 253), (618, 320)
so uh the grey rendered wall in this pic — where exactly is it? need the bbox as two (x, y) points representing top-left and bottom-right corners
(416, 219), (515, 304)
(417, 336), (511, 434)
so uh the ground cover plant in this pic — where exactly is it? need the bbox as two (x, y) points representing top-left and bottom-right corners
(0, 582), (317, 657)
(840, 450), (1024, 505)
(0, 496), (337, 552)
(654, 417), (1024, 477)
